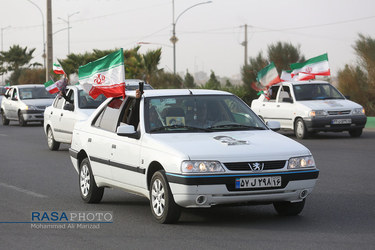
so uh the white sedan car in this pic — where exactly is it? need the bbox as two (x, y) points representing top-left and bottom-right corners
(69, 89), (319, 223)
(44, 85), (106, 150)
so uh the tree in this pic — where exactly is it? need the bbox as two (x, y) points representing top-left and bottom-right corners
(142, 48), (162, 84)
(0, 45), (41, 85)
(18, 68), (46, 84)
(338, 34), (375, 115)
(183, 70), (196, 88)
(268, 41), (305, 74)
(203, 70), (221, 89)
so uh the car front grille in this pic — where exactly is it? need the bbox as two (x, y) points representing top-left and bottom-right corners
(36, 106), (46, 110)
(224, 160), (286, 171)
(327, 110), (351, 115)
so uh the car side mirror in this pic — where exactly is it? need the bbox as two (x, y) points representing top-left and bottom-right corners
(266, 121), (280, 131)
(12, 97), (18, 101)
(63, 103), (74, 111)
(117, 124), (138, 138)
(282, 97), (293, 103)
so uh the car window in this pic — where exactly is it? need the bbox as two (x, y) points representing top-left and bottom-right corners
(93, 98), (124, 132)
(19, 87), (55, 100)
(78, 90), (106, 109)
(118, 97), (140, 129)
(66, 89), (74, 104)
(144, 95), (266, 133)
(55, 97), (65, 109)
(293, 84), (345, 101)
(268, 86), (280, 102)
(12, 88), (18, 100)
(278, 86), (291, 102)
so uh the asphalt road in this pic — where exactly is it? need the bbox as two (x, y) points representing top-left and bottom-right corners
(0, 121), (374, 250)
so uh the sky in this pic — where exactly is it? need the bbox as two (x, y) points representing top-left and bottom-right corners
(1, 0), (375, 82)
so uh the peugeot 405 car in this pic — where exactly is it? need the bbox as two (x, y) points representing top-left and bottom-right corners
(69, 89), (319, 223)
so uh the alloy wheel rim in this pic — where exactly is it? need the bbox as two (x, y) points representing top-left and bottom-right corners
(47, 129), (53, 147)
(80, 164), (90, 197)
(297, 121), (304, 137)
(151, 179), (165, 217)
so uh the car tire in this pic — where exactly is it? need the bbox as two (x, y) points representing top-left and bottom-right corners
(273, 199), (305, 216)
(79, 158), (104, 203)
(349, 128), (362, 137)
(18, 111), (27, 127)
(47, 127), (60, 151)
(150, 171), (181, 224)
(294, 118), (308, 139)
(1, 110), (10, 125)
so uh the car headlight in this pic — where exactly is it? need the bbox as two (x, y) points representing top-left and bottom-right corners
(181, 161), (225, 173)
(352, 108), (365, 115)
(309, 110), (327, 117)
(25, 105), (37, 110)
(288, 156), (315, 169)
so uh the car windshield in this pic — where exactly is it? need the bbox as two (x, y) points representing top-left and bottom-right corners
(145, 95), (267, 133)
(19, 87), (56, 100)
(293, 83), (345, 101)
(78, 90), (106, 109)
(126, 84), (153, 91)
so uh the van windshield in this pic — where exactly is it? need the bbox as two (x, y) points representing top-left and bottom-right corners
(293, 84), (345, 101)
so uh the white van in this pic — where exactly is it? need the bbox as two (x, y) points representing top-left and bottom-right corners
(251, 81), (367, 139)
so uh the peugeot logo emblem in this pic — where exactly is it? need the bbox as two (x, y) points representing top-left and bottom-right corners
(249, 162), (264, 171)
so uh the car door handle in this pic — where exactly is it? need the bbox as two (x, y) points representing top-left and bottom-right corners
(88, 138), (92, 142)
(50, 111), (53, 115)
(262, 104), (265, 106)
(112, 144), (116, 149)
(60, 113), (63, 116)
(277, 105), (280, 107)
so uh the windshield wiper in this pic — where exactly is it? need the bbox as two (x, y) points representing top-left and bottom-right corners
(208, 124), (266, 130)
(149, 125), (212, 133)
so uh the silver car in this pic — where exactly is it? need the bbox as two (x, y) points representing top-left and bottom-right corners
(1, 85), (56, 126)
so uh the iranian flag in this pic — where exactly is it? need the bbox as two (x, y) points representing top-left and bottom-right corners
(78, 49), (125, 99)
(44, 80), (59, 94)
(53, 63), (65, 75)
(290, 53), (330, 77)
(280, 70), (293, 81)
(257, 62), (281, 87)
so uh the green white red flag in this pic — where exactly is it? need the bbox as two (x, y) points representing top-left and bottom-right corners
(53, 63), (65, 75)
(257, 62), (281, 87)
(44, 80), (59, 94)
(78, 49), (125, 99)
(290, 53), (330, 78)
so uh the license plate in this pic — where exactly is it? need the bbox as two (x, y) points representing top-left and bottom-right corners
(331, 119), (351, 124)
(235, 176), (282, 189)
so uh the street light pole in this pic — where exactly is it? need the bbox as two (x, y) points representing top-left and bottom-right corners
(26, 0), (45, 69)
(171, 0), (212, 75)
(58, 11), (79, 55)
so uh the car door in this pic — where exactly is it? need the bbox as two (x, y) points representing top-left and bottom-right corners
(258, 85), (279, 122)
(57, 89), (77, 143)
(87, 98), (125, 180)
(275, 85), (294, 128)
(9, 88), (19, 119)
(2, 88), (14, 118)
(109, 97), (145, 188)
(49, 96), (66, 141)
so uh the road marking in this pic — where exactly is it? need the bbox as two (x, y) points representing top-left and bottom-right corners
(0, 182), (48, 198)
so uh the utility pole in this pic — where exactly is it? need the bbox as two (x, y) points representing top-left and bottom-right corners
(46, 0), (53, 81)
(241, 24), (248, 66)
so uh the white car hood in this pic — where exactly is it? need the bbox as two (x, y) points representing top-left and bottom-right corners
(299, 99), (361, 110)
(146, 130), (310, 162)
(22, 98), (54, 107)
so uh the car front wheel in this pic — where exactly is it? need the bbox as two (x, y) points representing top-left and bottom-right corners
(273, 199), (305, 216)
(349, 128), (362, 137)
(47, 127), (60, 151)
(79, 158), (104, 203)
(150, 171), (181, 224)
(18, 112), (27, 126)
(295, 118), (308, 139)
(1, 110), (9, 125)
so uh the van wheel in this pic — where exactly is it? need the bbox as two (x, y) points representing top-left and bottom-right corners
(47, 127), (60, 151)
(295, 118), (308, 139)
(150, 171), (181, 224)
(274, 199), (305, 216)
(1, 110), (9, 125)
(79, 158), (104, 203)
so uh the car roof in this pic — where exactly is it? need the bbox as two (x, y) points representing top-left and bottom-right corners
(12, 84), (45, 88)
(131, 89), (231, 98)
(277, 80), (330, 86)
